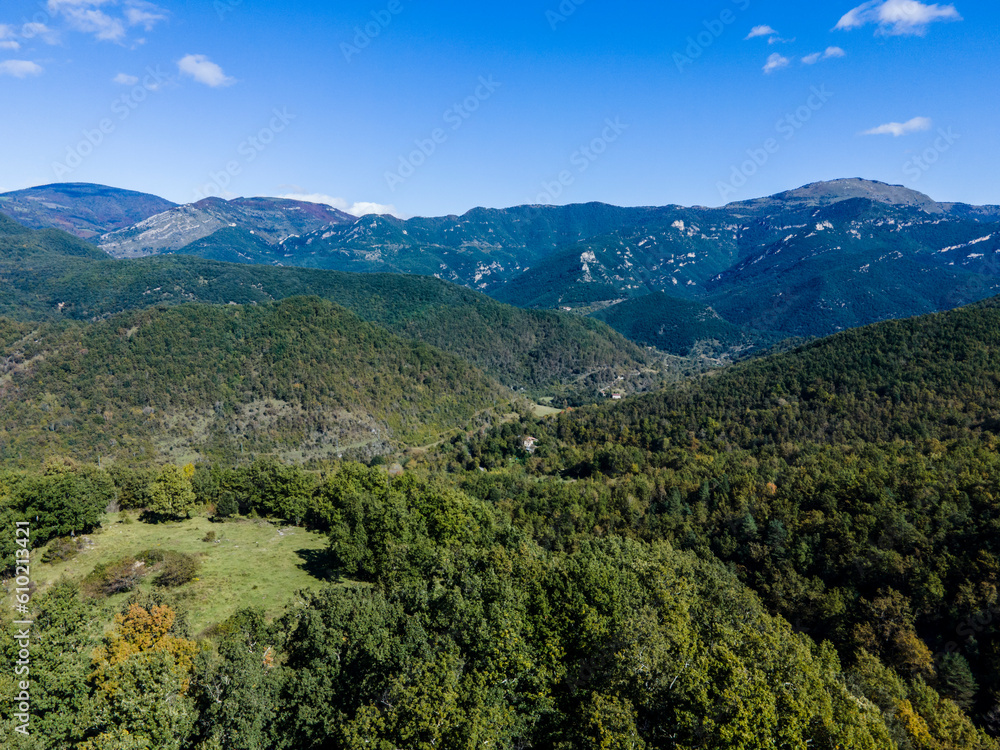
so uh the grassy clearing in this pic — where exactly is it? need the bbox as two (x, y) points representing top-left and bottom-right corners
(531, 403), (563, 417)
(24, 513), (337, 635)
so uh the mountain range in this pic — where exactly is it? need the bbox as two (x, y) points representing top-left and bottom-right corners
(3, 178), (1000, 357)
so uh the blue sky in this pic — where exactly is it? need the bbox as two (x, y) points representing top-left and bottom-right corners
(0, 0), (995, 217)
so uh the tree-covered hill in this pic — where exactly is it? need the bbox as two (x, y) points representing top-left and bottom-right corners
(0, 218), (652, 394)
(448, 298), (1000, 737)
(11, 179), (1000, 354)
(703, 198), (1000, 336)
(590, 292), (773, 357)
(6, 461), (980, 749)
(0, 297), (507, 465)
(159, 180), (1000, 342)
(564, 297), (1000, 449)
(0, 211), (110, 260)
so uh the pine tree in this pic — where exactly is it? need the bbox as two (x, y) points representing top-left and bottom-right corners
(938, 653), (979, 710)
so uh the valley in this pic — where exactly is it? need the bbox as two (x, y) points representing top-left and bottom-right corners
(4, 4), (995, 747)
(3, 178), (1000, 749)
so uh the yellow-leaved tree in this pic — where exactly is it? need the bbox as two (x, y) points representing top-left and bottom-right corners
(82, 603), (199, 750)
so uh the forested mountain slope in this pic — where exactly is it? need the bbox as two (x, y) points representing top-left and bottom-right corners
(4, 461), (970, 749)
(0, 297), (505, 464)
(3, 281), (1000, 749)
(449, 299), (1000, 738)
(11, 178), (1000, 351)
(589, 292), (772, 357)
(563, 296), (1000, 447)
(0, 219), (652, 394)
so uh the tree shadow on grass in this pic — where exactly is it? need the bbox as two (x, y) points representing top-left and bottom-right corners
(295, 548), (340, 582)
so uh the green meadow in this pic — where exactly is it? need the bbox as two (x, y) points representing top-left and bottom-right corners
(26, 513), (338, 635)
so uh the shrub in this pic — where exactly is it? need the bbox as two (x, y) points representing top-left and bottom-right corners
(85, 556), (148, 597)
(137, 549), (166, 566)
(81, 549), (192, 597)
(154, 551), (200, 589)
(216, 492), (238, 519)
(41, 536), (84, 564)
(202, 530), (217, 543)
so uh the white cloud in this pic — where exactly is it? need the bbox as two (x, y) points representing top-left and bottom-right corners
(0, 24), (14, 39)
(0, 60), (44, 78)
(803, 46), (847, 64)
(763, 53), (791, 74)
(46, 0), (113, 11)
(125, 0), (168, 31)
(113, 72), (139, 85)
(348, 201), (401, 217)
(178, 54), (235, 87)
(45, 0), (166, 42)
(47, 0), (114, 6)
(279, 193), (401, 218)
(20, 22), (60, 44)
(836, 2), (873, 29)
(863, 116), (933, 136)
(0, 41), (20, 50)
(836, 0), (961, 36)
(49, 0), (126, 41)
(745, 25), (778, 39)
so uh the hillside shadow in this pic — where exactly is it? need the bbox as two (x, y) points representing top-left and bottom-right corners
(295, 547), (340, 582)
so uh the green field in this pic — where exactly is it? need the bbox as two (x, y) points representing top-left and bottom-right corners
(26, 514), (338, 634)
(530, 403), (562, 417)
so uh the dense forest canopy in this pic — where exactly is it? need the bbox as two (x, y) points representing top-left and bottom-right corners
(0, 297), (507, 465)
(4, 459), (995, 749)
(443, 299), (1000, 742)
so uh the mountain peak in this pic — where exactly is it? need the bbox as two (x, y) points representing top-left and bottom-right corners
(769, 178), (941, 212)
(100, 194), (357, 259)
(0, 183), (177, 238)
